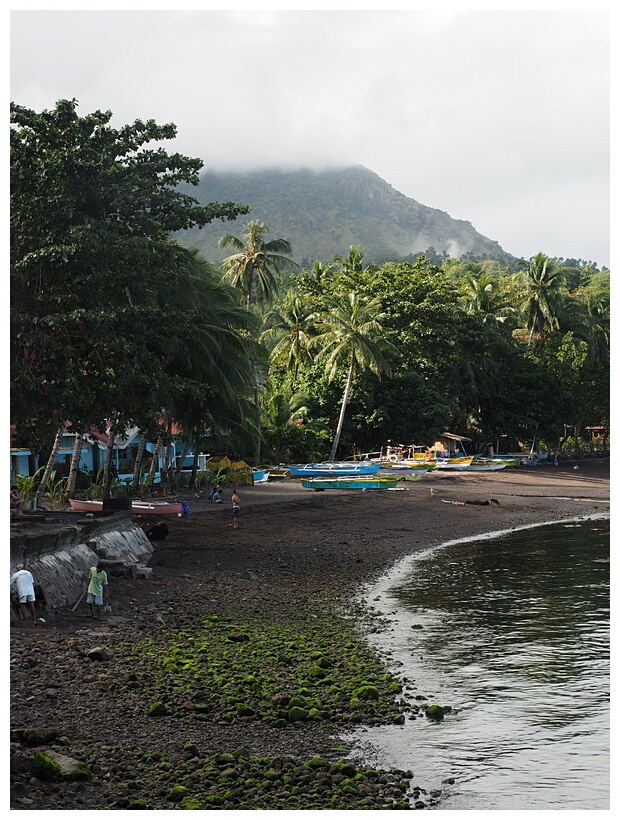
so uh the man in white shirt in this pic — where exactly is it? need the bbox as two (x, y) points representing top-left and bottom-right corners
(10, 563), (36, 623)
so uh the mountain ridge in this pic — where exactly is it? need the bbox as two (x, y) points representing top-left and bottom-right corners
(177, 165), (514, 266)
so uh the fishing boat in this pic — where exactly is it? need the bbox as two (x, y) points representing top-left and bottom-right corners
(464, 459), (507, 472)
(379, 460), (436, 475)
(436, 457), (473, 469)
(288, 462), (381, 477)
(69, 498), (184, 515)
(264, 466), (292, 480)
(435, 456), (474, 470)
(300, 476), (400, 490)
(377, 471), (422, 482)
(252, 469), (267, 482)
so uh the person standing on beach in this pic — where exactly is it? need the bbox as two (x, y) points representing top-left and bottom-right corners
(10, 563), (37, 623)
(232, 489), (241, 529)
(86, 563), (109, 618)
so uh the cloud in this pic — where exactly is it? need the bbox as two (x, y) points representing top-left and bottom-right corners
(10, 8), (610, 266)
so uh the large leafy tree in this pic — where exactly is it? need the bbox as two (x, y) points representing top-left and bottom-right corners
(11, 98), (249, 464)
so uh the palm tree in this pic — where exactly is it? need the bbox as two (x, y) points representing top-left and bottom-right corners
(219, 221), (296, 465)
(260, 290), (316, 385)
(219, 220), (297, 311)
(458, 273), (515, 325)
(514, 253), (566, 346)
(34, 421), (65, 506)
(64, 427), (84, 498)
(312, 291), (395, 462)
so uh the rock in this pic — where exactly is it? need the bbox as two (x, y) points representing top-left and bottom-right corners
(12, 728), (61, 746)
(87, 647), (110, 661)
(37, 750), (90, 780)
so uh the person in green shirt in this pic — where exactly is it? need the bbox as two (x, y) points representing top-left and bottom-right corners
(86, 563), (109, 618)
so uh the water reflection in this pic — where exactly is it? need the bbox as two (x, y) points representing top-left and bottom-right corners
(350, 517), (610, 810)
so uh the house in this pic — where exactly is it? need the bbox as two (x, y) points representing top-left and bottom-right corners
(10, 422), (209, 484)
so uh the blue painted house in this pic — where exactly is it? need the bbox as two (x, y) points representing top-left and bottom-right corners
(10, 423), (209, 485)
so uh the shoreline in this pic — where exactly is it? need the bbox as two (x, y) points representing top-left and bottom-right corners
(10, 460), (610, 809)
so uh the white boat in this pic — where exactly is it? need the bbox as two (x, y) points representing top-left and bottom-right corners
(464, 460), (507, 472)
(435, 456), (474, 470)
(69, 498), (185, 515)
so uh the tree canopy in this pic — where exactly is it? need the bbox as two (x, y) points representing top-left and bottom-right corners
(10, 98), (252, 457)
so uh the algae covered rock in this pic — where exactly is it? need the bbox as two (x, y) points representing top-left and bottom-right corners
(147, 701), (169, 717)
(425, 704), (450, 720)
(167, 784), (189, 802)
(288, 706), (309, 721)
(354, 684), (379, 701)
(32, 751), (61, 780)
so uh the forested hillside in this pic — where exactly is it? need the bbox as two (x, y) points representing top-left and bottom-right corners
(177, 165), (514, 266)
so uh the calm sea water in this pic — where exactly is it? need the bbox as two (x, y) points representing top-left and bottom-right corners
(348, 516), (610, 810)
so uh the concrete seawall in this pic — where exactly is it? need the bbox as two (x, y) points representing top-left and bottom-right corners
(9, 512), (153, 618)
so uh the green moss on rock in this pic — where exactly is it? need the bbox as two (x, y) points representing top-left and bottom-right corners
(167, 785), (189, 802)
(32, 752), (61, 780)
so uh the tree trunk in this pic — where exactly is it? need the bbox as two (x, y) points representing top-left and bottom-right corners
(174, 437), (192, 484)
(329, 354), (355, 462)
(146, 433), (163, 493)
(35, 421), (64, 505)
(190, 441), (200, 490)
(102, 426), (116, 498)
(131, 434), (147, 493)
(253, 382), (261, 467)
(64, 431), (83, 499)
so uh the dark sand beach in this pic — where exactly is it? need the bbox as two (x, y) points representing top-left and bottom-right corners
(9, 460), (610, 810)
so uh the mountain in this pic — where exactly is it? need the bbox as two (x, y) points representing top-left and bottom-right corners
(176, 165), (513, 267)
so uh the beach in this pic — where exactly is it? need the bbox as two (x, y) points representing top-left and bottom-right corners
(9, 459), (610, 810)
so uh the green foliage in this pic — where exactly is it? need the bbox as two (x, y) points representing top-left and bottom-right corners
(16, 466), (45, 500)
(11, 98), (253, 460)
(11, 98), (608, 462)
(44, 469), (67, 505)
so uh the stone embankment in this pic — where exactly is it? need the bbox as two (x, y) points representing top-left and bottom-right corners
(10, 511), (153, 617)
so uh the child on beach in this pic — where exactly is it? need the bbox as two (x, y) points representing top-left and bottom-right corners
(232, 489), (240, 529)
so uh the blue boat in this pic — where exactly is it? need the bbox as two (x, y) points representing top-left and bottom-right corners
(288, 462), (381, 477)
(301, 476), (399, 490)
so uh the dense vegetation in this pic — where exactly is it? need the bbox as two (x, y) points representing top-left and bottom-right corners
(10, 101), (609, 490)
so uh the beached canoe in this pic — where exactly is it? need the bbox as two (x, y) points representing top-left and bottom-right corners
(300, 476), (399, 490)
(378, 471), (422, 482)
(289, 462), (381, 477)
(435, 456), (474, 470)
(464, 460), (507, 472)
(69, 498), (184, 515)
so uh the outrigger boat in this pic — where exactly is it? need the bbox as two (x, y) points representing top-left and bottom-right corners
(69, 498), (185, 515)
(464, 459), (507, 472)
(435, 455), (474, 470)
(288, 462), (381, 477)
(301, 476), (399, 490)
(379, 460), (436, 475)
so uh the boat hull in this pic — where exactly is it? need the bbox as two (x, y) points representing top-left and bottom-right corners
(465, 462), (507, 472)
(436, 457), (474, 470)
(289, 462), (381, 477)
(301, 477), (399, 490)
(69, 498), (184, 515)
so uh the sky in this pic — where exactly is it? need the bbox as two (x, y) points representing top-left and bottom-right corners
(9, 5), (611, 268)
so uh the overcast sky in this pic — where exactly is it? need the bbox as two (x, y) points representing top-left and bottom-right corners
(10, 6), (611, 267)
